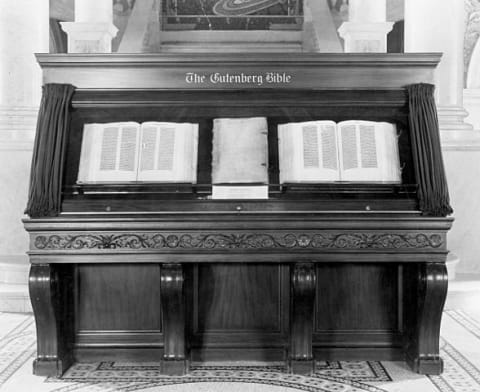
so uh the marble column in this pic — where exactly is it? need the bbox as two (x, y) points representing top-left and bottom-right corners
(338, 0), (393, 52)
(0, 0), (49, 311)
(405, 0), (480, 275)
(61, 0), (118, 53)
(405, 0), (477, 145)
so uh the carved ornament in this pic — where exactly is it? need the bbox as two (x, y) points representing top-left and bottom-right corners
(33, 232), (444, 251)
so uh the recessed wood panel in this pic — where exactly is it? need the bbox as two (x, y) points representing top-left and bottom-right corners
(195, 264), (285, 332)
(315, 264), (399, 331)
(76, 264), (161, 331)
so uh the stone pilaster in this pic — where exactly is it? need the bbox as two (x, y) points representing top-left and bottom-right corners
(338, 22), (393, 52)
(338, 0), (393, 53)
(61, 0), (118, 53)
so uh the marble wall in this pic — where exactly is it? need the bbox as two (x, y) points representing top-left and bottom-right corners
(444, 150), (480, 274)
(456, 1), (480, 275)
(0, 150), (32, 256)
(0, 0), (48, 286)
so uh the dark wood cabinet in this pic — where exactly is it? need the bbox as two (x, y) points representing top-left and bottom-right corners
(24, 53), (452, 377)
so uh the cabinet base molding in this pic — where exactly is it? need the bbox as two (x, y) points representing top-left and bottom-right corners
(288, 359), (315, 375)
(407, 355), (444, 375)
(33, 358), (70, 377)
(161, 359), (189, 376)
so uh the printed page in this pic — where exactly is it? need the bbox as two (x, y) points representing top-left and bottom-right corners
(77, 123), (96, 183)
(211, 117), (269, 184)
(137, 122), (199, 183)
(77, 122), (140, 183)
(338, 120), (401, 183)
(278, 120), (339, 183)
(378, 122), (402, 182)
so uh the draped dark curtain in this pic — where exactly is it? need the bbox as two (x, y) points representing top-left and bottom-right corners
(407, 83), (453, 216)
(25, 84), (75, 218)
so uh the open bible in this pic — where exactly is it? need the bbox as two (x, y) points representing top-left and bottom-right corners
(77, 122), (199, 183)
(278, 120), (401, 183)
(211, 117), (269, 199)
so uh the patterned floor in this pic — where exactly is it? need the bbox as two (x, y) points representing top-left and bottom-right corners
(1, 310), (480, 392)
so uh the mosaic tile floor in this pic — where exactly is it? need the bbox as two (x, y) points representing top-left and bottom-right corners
(1, 309), (480, 392)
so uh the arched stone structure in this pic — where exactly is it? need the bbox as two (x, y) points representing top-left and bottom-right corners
(464, 36), (480, 133)
(467, 38), (480, 87)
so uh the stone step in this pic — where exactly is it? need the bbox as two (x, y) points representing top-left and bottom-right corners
(158, 31), (303, 53)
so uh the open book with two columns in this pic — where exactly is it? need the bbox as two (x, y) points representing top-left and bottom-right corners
(76, 118), (401, 197)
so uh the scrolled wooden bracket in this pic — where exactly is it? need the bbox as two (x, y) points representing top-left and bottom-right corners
(406, 262), (448, 375)
(289, 262), (316, 375)
(160, 263), (189, 375)
(29, 264), (73, 377)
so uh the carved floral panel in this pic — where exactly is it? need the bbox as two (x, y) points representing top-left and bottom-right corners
(33, 232), (444, 251)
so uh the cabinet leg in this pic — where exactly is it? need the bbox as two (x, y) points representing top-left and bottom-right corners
(160, 263), (188, 375)
(29, 264), (73, 377)
(288, 262), (316, 375)
(406, 263), (448, 375)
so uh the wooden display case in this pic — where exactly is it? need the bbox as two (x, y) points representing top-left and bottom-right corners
(25, 53), (452, 377)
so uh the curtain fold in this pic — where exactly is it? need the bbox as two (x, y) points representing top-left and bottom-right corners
(407, 83), (453, 216)
(25, 84), (75, 218)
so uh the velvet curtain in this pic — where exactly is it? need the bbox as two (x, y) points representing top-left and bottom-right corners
(25, 83), (75, 218)
(407, 83), (453, 216)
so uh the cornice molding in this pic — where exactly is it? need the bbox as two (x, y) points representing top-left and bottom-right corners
(35, 52), (442, 90)
(35, 52), (443, 67)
